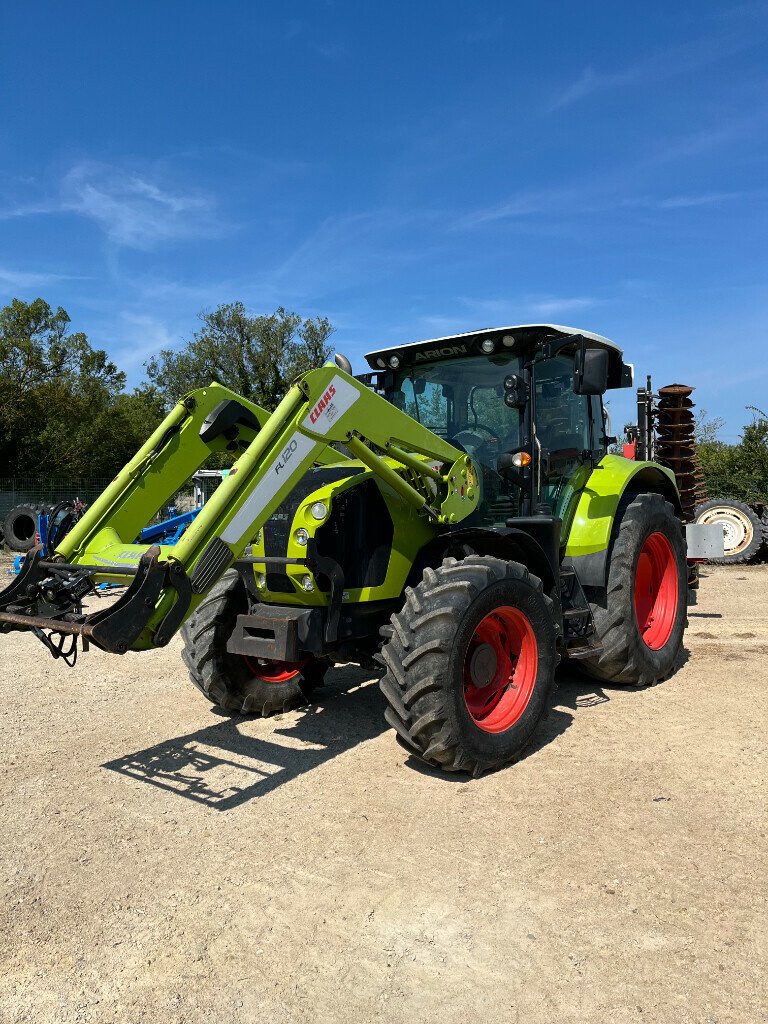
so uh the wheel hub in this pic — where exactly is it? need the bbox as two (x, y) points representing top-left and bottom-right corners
(469, 643), (498, 687)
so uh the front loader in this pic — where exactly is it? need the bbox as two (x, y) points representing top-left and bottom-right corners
(0, 324), (720, 774)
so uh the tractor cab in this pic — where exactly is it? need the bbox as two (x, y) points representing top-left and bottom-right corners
(365, 324), (633, 532)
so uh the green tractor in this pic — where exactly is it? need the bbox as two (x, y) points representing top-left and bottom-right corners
(0, 324), (719, 774)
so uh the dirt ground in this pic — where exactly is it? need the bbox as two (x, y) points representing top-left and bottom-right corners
(0, 559), (765, 1024)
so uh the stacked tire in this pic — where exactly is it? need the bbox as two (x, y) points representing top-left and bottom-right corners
(2, 504), (39, 552)
(694, 499), (766, 565)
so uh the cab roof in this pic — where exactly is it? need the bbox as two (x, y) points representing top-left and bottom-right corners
(365, 323), (622, 370)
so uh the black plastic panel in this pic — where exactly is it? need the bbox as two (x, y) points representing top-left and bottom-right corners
(263, 466), (363, 593)
(315, 479), (393, 590)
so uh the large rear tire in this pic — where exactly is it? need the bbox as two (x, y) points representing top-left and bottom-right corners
(181, 569), (328, 715)
(378, 556), (558, 775)
(580, 493), (687, 686)
(3, 504), (38, 552)
(694, 499), (763, 564)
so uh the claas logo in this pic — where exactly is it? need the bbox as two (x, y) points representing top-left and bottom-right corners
(309, 383), (337, 424)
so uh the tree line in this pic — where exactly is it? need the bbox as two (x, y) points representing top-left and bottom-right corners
(0, 297), (333, 478)
(1, 295), (765, 502)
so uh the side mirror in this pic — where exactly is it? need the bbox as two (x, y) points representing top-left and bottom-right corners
(573, 347), (608, 395)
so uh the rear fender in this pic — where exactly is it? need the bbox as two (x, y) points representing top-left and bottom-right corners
(564, 454), (680, 588)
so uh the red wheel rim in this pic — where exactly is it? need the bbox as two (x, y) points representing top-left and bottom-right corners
(242, 657), (306, 683)
(633, 532), (679, 650)
(463, 606), (538, 733)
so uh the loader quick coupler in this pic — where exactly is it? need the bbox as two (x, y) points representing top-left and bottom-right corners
(0, 544), (192, 662)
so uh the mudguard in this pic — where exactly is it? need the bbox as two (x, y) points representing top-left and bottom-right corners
(564, 454), (680, 588)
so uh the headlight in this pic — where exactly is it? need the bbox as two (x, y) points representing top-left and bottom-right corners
(295, 528), (309, 546)
(481, 338), (495, 353)
(255, 572), (266, 589)
(301, 574), (314, 592)
(310, 501), (328, 521)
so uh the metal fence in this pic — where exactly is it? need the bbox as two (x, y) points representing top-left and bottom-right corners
(0, 478), (113, 521)
(0, 473), (227, 523)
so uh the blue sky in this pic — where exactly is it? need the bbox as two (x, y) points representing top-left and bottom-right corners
(2, 1), (767, 438)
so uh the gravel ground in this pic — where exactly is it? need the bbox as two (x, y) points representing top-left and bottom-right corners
(0, 559), (766, 1024)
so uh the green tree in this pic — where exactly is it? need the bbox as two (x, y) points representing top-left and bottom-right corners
(697, 407), (768, 503)
(145, 303), (334, 409)
(694, 408), (725, 446)
(0, 298), (163, 478)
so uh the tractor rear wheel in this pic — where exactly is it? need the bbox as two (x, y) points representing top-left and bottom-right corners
(378, 555), (557, 775)
(694, 499), (763, 564)
(580, 493), (686, 686)
(3, 504), (38, 552)
(181, 569), (328, 715)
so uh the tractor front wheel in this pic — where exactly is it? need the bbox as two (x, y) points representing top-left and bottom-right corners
(181, 570), (328, 715)
(378, 556), (558, 775)
(580, 493), (687, 686)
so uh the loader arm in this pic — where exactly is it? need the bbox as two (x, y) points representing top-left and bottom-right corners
(0, 363), (478, 657)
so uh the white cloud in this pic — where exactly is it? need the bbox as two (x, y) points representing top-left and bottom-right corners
(60, 161), (219, 249)
(0, 201), (61, 221)
(548, 66), (608, 111)
(528, 296), (596, 317)
(269, 210), (436, 297)
(454, 190), (566, 229)
(0, 267), (82, 291)
(547, 27), (766, 111)
(109, 313), (180, 370)
(655, 190), (764, 209)
(456, 183), (767, 231)
(414, 296), (598, 337)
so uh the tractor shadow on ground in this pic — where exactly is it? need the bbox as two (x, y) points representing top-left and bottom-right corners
(104, 649), (693, 803)
(102, 666), (388, 811)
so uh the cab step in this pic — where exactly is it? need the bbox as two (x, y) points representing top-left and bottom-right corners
(563, 639), (605, 660)
(559, 566), (597, 639)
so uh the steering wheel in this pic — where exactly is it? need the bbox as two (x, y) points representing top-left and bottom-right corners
(452, 424), (498, 450)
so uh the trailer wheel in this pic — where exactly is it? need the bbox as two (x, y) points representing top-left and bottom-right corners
(581, 493), (687, 687)
(181, 569), (328, 715)
(378, 555), (557, 775)
(2, 504), (38, 552)
(694, 499), (763, 564)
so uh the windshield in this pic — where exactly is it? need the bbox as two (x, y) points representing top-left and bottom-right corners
(390, 354), (522, 469)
